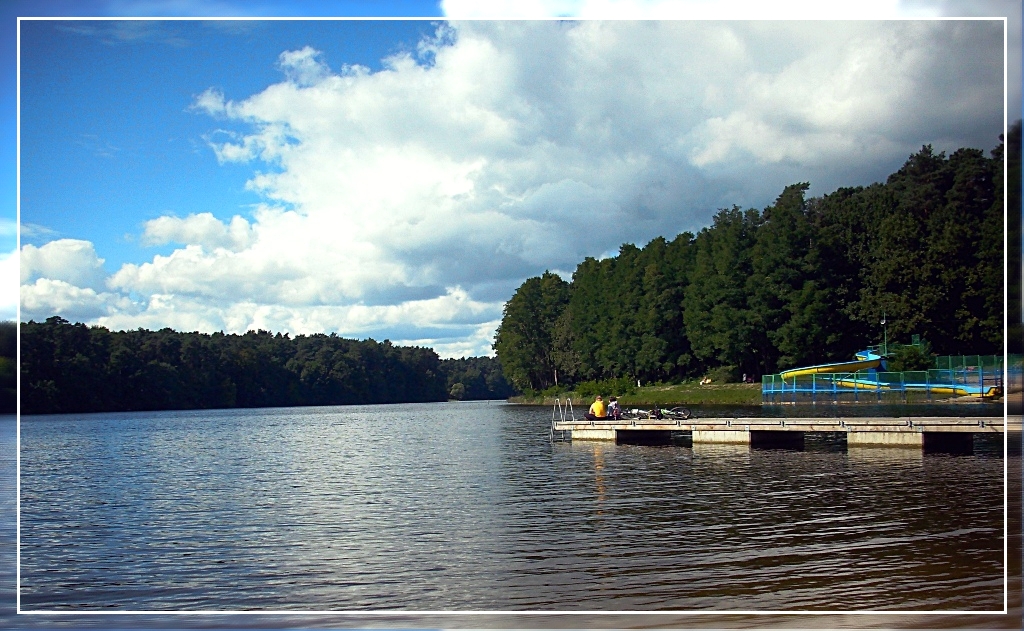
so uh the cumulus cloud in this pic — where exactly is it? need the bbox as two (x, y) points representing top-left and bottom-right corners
(90, 285), (500, 352)
(0, 250), (18, 321)
(19, 240), (123, 323)
(191, 87), (228, 117)
(195, 20), (1001, 247)
(21, 239), (108, 291)
(22, 20), (1007, 357)
(20, 279), (117, 323)
(278, 46), (331, 86)
(141, 212), (255, 251)
(439, 0), (955, 19)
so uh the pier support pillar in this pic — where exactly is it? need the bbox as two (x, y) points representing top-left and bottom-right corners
(846, 430), (923, 448)
(922, 432), (973, 454)
(1009, 431), (1022, 456)
(572, 428), (616, 441)
(750, 430), (805, 449)
(693, 429), (751, 444)
(616, 429), (675, 445)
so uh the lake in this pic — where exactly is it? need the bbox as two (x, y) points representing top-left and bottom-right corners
(5, 401), (1023, 627)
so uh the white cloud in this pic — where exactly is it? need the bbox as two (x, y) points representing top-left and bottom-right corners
(141, 212), (255, 251)
(278, 45), (331, 86)
(20, 223), (59, 240)
(438, 2), (1020, 113)
(0, 249), (18, 321)
(20, 278), (129, 323)
(21, 239), (108, 291)
(88, 285), (502, 357)
(439, 0), (942, 19)
(19, 241), (125, 322)
(22, 20), (1007, 357)
(191, 87), (227, 116)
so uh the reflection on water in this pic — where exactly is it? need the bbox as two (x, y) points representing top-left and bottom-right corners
(689, 442), (751, 458)
(592, 443), (607, 515)
(846, 445), (925, 465)
(13, 402), (1014, 615)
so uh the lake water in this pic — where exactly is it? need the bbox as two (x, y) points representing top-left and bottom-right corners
(5, 401), (1023, 627)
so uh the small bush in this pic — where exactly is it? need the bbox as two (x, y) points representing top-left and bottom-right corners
(887, 342), (933, 372)
(705, 365), (739, 384)
(541, 384), (569, 399)
(574, 376), (638, 399)
(575, 381), (599, 398)
(449, 382), (466, 400)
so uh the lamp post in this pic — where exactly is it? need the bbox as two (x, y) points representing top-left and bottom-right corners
(881, 311), (887, 356)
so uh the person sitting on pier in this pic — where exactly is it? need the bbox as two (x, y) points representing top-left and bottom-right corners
(585, 395), (607, 420)
(607, 396), (622, 420)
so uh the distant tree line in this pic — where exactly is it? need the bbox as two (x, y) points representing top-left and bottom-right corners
(0, 321), (14, 413)
(495, 125), (1020, 393)
(20, 317), (514, 415)
(441, 356), (516, 401)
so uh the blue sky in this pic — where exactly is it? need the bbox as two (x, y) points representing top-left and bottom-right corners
(19, 19), (439, 265)
(8, 1), (1023, 357)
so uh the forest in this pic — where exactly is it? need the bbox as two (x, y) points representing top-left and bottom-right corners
(0, 321), (14, 413)
(19, 318), (512, 415)
(494, 124), (1021, 394)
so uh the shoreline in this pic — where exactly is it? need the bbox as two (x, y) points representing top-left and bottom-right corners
(509, 382), (761, 407)
(508, 382), (1010, 409)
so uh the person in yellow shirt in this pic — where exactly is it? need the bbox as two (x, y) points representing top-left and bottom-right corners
(585, 395), (607, 420)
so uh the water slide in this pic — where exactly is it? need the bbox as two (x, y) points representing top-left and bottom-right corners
(778, 350), (1001, 398)
(779, 350), (882, 380)
(826, 375), (1002, 398)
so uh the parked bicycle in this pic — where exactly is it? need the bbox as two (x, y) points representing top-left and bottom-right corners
(621, 406), (692, 421)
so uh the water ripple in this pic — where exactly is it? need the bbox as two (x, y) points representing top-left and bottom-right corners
(17, 402), (1008, 612)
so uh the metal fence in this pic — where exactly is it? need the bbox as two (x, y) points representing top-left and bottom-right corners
(762, 354), (1016, 404)
(933, 354), (1004, 371)
(1007, 354), (1024, 395)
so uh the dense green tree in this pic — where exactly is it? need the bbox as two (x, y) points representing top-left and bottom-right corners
(836, 145), (1004, 355)
(438, 356), (515, 400)
(19, 320), (451, 414)
(562, 256), (611, 381)
(549, 308), (582, 383)
(0, 321), (14, 413)
(745, 184), (851, 373)
(627, 236), (691, 382)
(810, 184), (884, 358)
(552, 233), (694, 385)
(493, 271), (570, 391)
(496, 131), (1010, 384)
(1005, 121), (1022, 353)
(682, 206), (761, 375)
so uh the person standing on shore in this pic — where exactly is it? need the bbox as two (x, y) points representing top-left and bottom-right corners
(586, 395), (607, 420)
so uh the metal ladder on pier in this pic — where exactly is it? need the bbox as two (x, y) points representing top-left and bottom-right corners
(550, 398), (575, 442)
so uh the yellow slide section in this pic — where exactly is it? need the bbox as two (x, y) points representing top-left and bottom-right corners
(779, 351), (882, 380)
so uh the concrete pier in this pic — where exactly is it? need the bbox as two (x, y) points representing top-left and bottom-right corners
(570, 427), (617, 441)
(692, 429), (750, 444)
(552, 415), (1022, 450)
(846, 430), (923, 447)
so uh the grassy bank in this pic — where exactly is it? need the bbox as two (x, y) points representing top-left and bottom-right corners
(509, 382), (762, 407)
